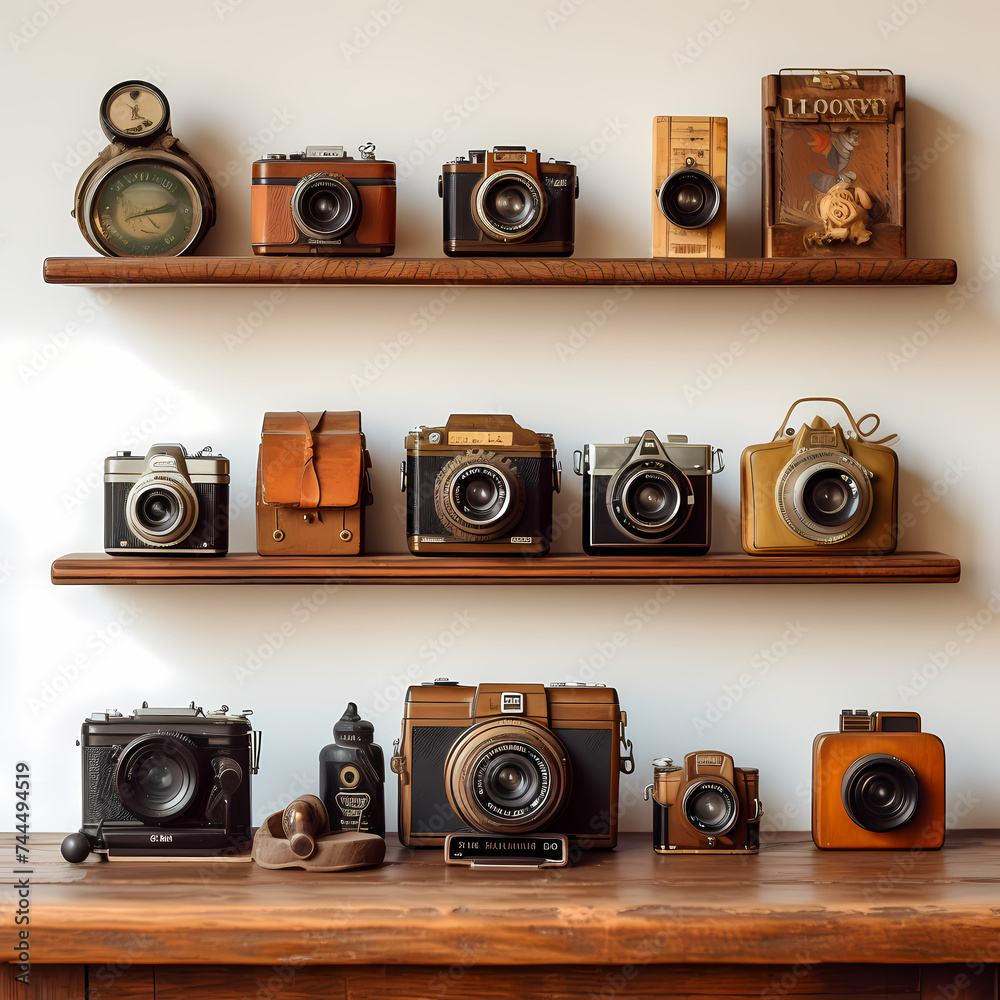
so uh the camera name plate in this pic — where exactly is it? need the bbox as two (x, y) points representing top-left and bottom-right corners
(448, 431), (513, 446)
(444, 832), (569, 868)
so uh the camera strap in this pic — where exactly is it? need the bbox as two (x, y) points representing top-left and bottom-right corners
(771, 397), (898, 446)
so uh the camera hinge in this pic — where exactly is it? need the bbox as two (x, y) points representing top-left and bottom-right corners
(390, 738), (408, 783)
(251, 730), (262, 775)
(618, 711), (634, 774)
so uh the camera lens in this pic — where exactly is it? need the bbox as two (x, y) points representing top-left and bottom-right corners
(435, 453), (526, 541)
(802, 469), (860, 526)
(444, 718), (570, 834)
(138, 489), (179, 530)
(126, 475), (199, 547)
(658, 168), (721, 230)
(291, 173), (360, 240)
(682, 780), (738, 835)
(842, 753), (918, 832)
(462, 474), (499, 512)
(116, 734), (200, 821)
(777, 451), (874, 544)
(609, 464), (690, 540)
(475, 170), (544, 240)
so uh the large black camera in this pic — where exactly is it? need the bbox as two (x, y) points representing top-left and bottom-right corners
(104, 443), (229, 555)
(61, 703), (260, 862)
(439, 146), (577, 256)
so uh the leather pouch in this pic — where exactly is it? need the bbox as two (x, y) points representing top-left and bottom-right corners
(256, 410), (373, 556)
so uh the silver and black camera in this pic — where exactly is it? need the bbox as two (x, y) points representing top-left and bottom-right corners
(104, 444), (229, 555)
(61, 702), (261, 862)
(573, 430), (720, 555)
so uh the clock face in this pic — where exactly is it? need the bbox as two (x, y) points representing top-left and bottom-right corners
(90, 161), (203, 256)
(100, 82), (169, 141)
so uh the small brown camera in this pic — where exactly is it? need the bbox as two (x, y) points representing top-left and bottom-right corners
(251, 145), (395, 256)
(645, 752), (761, 854)
(812, 709), (945, 850)
(256, 411), (372, 556)
(741, 397), (899, 555)
(390, 680), (633, 848)
(652, 116), (727, 258)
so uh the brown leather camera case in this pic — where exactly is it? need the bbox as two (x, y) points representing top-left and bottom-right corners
(256, 411), (372, 556)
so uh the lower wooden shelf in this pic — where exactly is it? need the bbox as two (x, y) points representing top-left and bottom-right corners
(50, 551), (961, 585)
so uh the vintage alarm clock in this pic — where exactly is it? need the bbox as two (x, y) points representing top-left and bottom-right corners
(72, 80), (216, 257)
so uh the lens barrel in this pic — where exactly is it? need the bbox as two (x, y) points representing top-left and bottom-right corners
(658, 167), (721, 230)
(115, 733), (200, 821)
(842, 753), (919, 832)
(291, 173), (360, 240)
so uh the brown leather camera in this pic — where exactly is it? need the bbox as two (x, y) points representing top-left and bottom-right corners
(812, 709), (945, 851)
(256, 411), (372, 556)
(251, 145), (395, 256)
(645, 752), (761, 854)
(390, 680), (633, 848)
(741, 397), (899, 555)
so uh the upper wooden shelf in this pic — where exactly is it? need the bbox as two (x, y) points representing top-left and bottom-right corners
(50, 551), (960, 585)
(41, 256), (958, 287)
(8, 830), (1000, 965)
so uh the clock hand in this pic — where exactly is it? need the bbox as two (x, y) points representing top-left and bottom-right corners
(125, 205), (175, 221)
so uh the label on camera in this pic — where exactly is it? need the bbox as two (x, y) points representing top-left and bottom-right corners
(510, 537), (532, 544)
(444, 833), (569, 867)
(493, 151), (527, 163)
(448, 432), (513, 446)
(809, 431), (837, 446)
(695, 753), (724, 766)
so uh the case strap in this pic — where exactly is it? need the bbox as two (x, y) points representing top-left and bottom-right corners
(771, 397), (898, 446)
(296, 411), (325, 509)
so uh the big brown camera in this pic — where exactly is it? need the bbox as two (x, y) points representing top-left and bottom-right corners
(390, 680), (633, 848)
(812, 709), (945, 850)
(645, 752), (761, 854)
(251, 144), (395, 255)
(741, 397), (899, 555)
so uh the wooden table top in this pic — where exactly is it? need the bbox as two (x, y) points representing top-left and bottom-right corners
(4, 831), (1000, 967)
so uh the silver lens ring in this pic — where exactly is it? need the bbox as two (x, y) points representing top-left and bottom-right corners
(125, 472), (199, 546)
(474, 169), (545, 241)
(775, 450), (873, 543)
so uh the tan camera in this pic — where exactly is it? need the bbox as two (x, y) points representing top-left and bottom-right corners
(741, 397), (899, 555)
(652, 116), (727, 258)
(390, 680), (633, 848)
(812, 709), (945, 850)
(645, 752), (761, 854)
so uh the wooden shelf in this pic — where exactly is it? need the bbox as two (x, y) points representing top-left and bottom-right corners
(50, 551), (961, 585)
(41, 255), (958, 286)
(8, 830), (1000, 966)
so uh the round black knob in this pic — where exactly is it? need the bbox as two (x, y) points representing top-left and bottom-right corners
(61, 832), (92, 863)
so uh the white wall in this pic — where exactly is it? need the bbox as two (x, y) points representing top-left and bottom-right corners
(3, 0), (998, 839)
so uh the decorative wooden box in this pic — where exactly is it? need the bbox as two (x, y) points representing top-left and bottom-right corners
(763, 68), (905, 258)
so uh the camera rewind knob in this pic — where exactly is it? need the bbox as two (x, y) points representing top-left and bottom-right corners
(61, 832), (92, 864)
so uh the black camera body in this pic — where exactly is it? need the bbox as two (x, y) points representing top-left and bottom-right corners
(402, 414), (560, 556)
(62, 703), (260, 861)
(574, 430), (718, 555)
(439, 146), (577, 256)
(104, 444), (229, 555)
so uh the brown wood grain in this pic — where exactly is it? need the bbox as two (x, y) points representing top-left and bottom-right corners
(40, 256), (957, 286)
(0, 966), (85, 1000)
(48, 551), (961, 586)
(6, 832), (1000, 967)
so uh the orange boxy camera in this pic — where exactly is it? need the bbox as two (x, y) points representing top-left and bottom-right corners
(812, 709), (945, 850)
(741, 397), (899, 555)
(251, 144), (395, 256)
